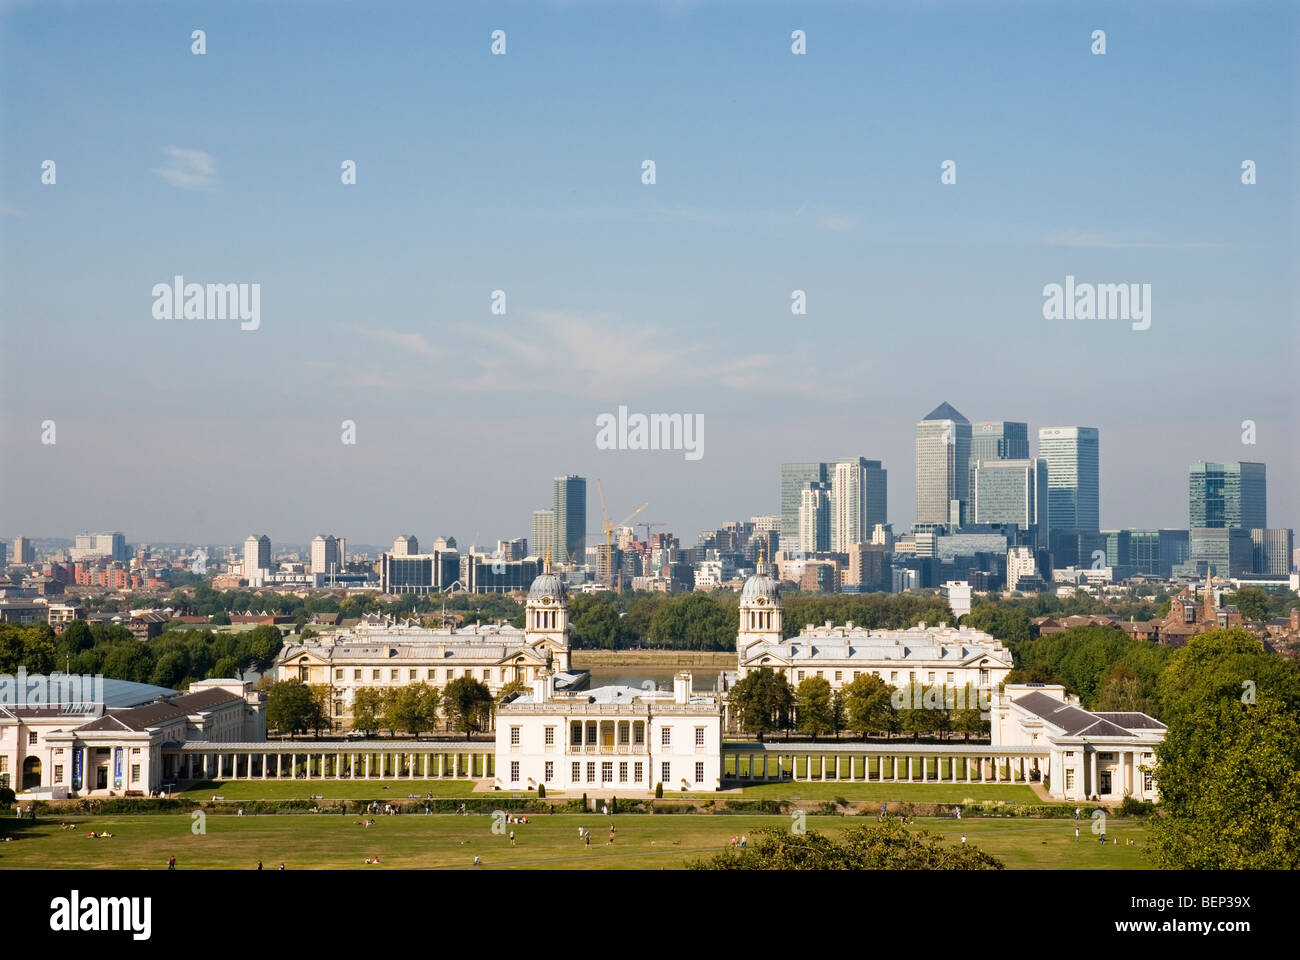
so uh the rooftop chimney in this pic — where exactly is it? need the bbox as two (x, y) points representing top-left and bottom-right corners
(673, 672), (691, 705)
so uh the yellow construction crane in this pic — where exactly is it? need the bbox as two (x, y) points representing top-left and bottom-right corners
(596, 479), (648, 590)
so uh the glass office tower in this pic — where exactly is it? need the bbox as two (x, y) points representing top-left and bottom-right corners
(969, 421), (1029, 495)
(973, 458), (1048, 546)
(1188, 461), (1266, 529)
(1038, 426), (1100, 531)
(781, 462), (829, 550)
(916, 402), (971, 526)
(552, 475), (586, 565)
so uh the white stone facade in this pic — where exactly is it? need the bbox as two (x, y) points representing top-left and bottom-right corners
(495, 673), (722, 793)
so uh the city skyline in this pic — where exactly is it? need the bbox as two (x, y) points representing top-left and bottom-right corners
(3, 432), (1293, 555)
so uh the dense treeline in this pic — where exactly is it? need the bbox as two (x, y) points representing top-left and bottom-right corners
(728, 669), (991, 743)
(0, 620), (283, 689)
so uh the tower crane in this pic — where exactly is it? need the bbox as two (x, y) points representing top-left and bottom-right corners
(596, 479), (648, 591)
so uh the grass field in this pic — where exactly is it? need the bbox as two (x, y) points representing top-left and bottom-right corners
(167, 780), (1047, 805)
(0, 812), (1150, 870)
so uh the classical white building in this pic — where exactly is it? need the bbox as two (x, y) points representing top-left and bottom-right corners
(1, 678), (264, 798)
(734, 556), (1013, 694)
(495, 671), (722, 793)
(991, 684), (1164, 802)
(275, 555), (576, 731)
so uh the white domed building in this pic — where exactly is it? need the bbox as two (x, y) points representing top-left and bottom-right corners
(275, 555), (574, 731)
(737, 552), (783, 656)
(734, 552), (1013, 694)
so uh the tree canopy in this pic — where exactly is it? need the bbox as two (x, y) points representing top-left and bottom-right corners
(689, 820), (1002, 870)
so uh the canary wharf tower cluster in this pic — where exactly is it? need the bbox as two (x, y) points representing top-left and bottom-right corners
(774, 402), (1289, 598)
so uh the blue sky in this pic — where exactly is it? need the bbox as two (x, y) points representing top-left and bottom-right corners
(2, 0), (1297, 548)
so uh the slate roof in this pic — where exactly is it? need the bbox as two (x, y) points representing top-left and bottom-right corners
(75, 687), (242, 733)
(1012, 691), (1136, 738)
(1093, 712), (1166, 731)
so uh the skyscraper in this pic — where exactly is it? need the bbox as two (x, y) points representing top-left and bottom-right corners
(532, 509), (557, 561)
(973, 458), (1049, 546)
(830, 457), (888, 552)
(552, 475), (586, 565)
(798, 483), (831, 554)
(915, 402), (971, 527)
(1251, 528), (1293, 576)
(1037, 427), (1100, 531)
(311, 535), (344, 576)
(1189, 461), (1266, 529)
(12, 537), (34, 564)
(243, 534), (271, 585)
(969, 421), (1029, 494)
(780, 462), (829, 551)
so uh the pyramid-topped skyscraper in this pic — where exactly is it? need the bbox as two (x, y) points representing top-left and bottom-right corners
(916, 402), (971, 527)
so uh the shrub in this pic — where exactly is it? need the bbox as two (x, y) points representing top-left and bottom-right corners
(655, 782), (663, 799)
(1118, 795), (1156, 817)
(537, 783), (545, 799)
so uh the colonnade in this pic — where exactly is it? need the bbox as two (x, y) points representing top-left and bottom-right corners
(722, 748), (1047, 784)
(163, 744), (493, 782)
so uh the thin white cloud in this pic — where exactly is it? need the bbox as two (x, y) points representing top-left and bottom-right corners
(1041, 229), (1238, 250)
(819, 213), (856, 233)
(153, 147), (217, 190)
(358, 328), (441, 358)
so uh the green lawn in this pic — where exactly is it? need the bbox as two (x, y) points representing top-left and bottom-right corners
(165, 779), (1046, 805)
(174, 780), (480, 801)
(732, 781), (1043, 804)
(0, 812), (1151, 870)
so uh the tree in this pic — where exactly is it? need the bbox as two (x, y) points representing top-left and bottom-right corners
(688, 820), (1002, 870)
(386, 683), (440, 739)
(266, 679), (316, 739)
(951, 684), (989, 740)
(59, 619), (95, 656)
(961, 604), (1033, 649)
(100, 642), (153, 683)
(842, 674), (894, 738)
(568, 594), (623, 649)
(497, 679), (529, 703)
(0, 624), (57, 675)
(896, 682), (935, 741)
(647, 592), (736, 650)
(795, 676), (834, 737)
(1224, 587), (1271, 623)
(307, 684), (332, 736)
(728, 668), (794, 742)
(149, 650), (190, 689)
(211, 611), (231, 626)
(351, 687), (383, 736)
(443, 675), (493, 739)
(1156, 628), (1300, 727)
(1094, 665), (1147, 712)
(1147, 693), (1299, 869)
(240, 624), (284, 673)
